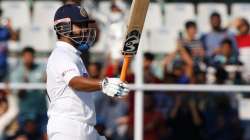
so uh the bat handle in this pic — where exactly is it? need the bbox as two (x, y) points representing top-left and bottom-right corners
(120, 55), (133, 81)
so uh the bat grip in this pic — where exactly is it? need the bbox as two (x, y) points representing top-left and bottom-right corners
(120, 55), (133, 81)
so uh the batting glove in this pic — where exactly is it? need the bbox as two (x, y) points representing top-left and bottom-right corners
(101, 77), (129, 97)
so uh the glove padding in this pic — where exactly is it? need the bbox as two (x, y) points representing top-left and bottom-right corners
(101, 77), (129, 97)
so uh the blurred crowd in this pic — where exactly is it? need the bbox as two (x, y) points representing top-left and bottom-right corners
(0, 0), (250, 140)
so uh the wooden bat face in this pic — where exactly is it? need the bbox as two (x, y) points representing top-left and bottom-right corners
(122, 0), (150, 55)
(123, 30), (141, 55)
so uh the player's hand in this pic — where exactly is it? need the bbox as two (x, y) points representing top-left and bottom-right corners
(101, 77), (129, 98)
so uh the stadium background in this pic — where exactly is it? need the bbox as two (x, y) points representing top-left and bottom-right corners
(1, 0), (250, 140)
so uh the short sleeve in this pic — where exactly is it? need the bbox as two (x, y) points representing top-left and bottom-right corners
(54, 56), (80, 85)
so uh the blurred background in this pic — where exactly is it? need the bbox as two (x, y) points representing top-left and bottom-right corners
(1, 0), (250, 140)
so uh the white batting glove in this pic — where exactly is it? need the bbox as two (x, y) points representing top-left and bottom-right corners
(101, 77), (129, 97)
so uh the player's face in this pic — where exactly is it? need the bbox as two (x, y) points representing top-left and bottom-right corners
(72, 24), (81, 34)
(71, 23), (96, 46)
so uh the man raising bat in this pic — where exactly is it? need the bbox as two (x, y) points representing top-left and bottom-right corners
(46, 4), (129, 140)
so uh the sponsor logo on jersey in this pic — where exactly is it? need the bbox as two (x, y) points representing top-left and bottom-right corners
(62, 68), (76, 77)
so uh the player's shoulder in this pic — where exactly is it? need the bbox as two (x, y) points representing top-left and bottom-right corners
(50, 47), (71, 59)
(48, 46), (81, 66)
(47, 47), (69, 65)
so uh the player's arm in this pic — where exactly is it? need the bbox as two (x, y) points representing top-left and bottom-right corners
(69, 76), (101, 91)
(56, 56), (129, 97)
(69, 76), (129, 97)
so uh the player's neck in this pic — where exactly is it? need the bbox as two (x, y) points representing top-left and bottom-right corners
(59, 38), (75, 47)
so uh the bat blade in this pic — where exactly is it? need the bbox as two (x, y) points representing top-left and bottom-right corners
(120, 0), (150, 81)
(122, 0), (150, 55)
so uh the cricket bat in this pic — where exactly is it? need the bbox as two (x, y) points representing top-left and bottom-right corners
(120, 0), (150, 81)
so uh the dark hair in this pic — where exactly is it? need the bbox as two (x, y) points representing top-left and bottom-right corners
(210, 12), (221, 19)
(220, 38), (232, 47)
(144, 52), (154, 61)
(22, 47), (35, 56)
(185, 21), (196, 29)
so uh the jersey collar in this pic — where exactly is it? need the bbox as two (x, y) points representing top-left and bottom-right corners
(56, 41), (81, 55)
